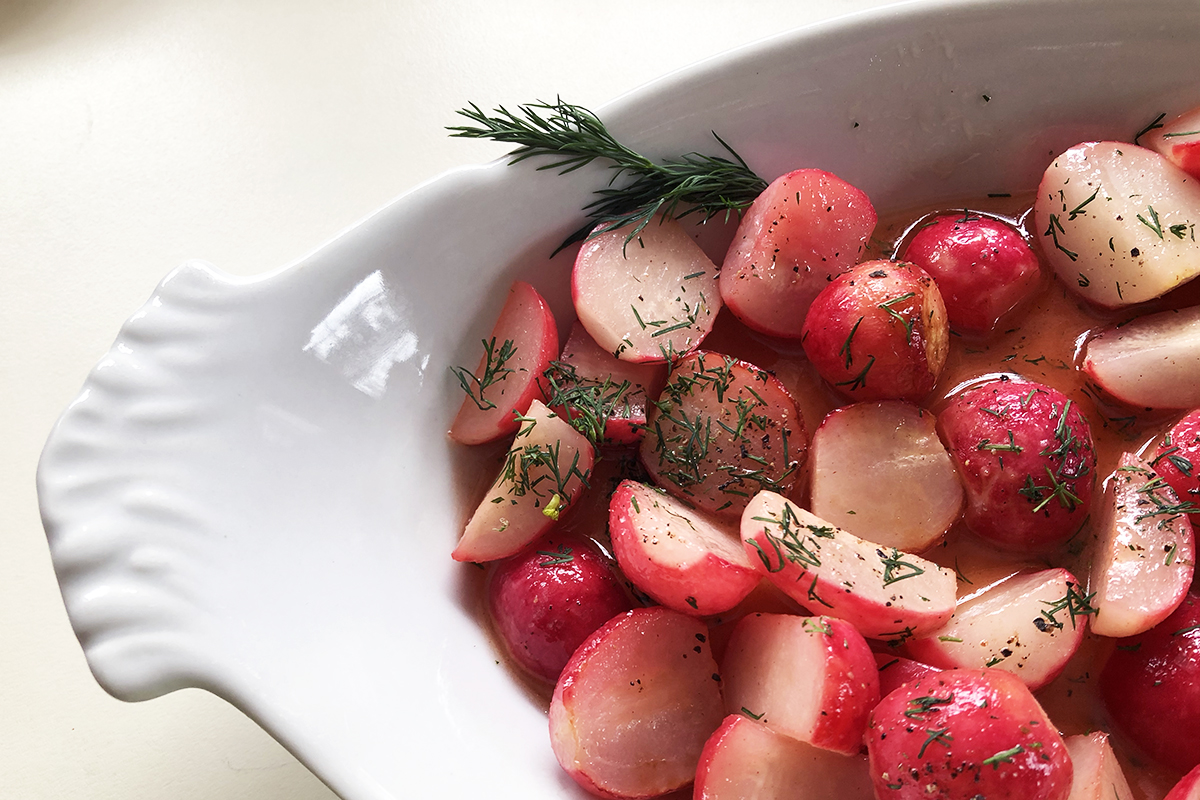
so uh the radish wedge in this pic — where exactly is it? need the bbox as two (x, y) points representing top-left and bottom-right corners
(1144, 105), (1200, 180)
(1064, 732), (1135, 800)
(1082, 304), (1200, 409)
(719, 613), (879, 755)
(739, 492), (956, 642)
(572, 216), (720, 363)
(694, 714), (874, 800)
(809, 401), (962, 552)
(1034, 141), (1200, 309)
(1089, 453), (1196, 637)
(874, 653), (940, 698)
(452, 401), (593, 562)
(449, 281), (558, 445)
(609, 480), (759, 616)
(905, 568), (1089, 691)
(1166, 765), (1200, 800)
(549, 607), (725, 799)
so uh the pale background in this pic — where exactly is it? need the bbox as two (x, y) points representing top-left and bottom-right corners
(2, 1), (895, 797)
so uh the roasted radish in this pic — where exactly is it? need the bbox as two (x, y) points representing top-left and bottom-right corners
(1081, 304), (1200, 409)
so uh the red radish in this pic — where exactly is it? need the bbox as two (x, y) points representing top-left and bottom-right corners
(1166, 765), (1200, 800)
(720, 168), (876, 338)
(572, 216), (720, 363)
(905, 568), (1090, 691)
(740, 492), (956, 642)
(1101, 591), (1200, 773)
(694, 714), (875, 800)
(937, 377), (1096, 553)
(1063, 732), (1134, 800)
(720, 613), (879, 755)
(548, 321), (668, 445)
(639, 351), (805, 518)
(1089, 453), (1195, 638)
(901, 212), (1042, 337)
(866, 669), (1073, 800)
(809, 401), (962, 552)
(452, 401), (594, 562)
(487, 533), (632, 683)
(873, 653), (940, 698)
(1154, 409), (1200, 503)
(1143, 105), (1200, 180)
(548, 607), (725, 799)
(1081, 304), (1200, 409)
(801, 260), (949, 403)
(1034, 141), (1200, 309)
(608, 480), (759, 616)
(449, 281), (558, 445)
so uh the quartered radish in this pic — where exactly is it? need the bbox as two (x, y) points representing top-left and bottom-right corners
(1144, 105), (1200, 180)
(874, 653), (940, 698)
(548, 607), (725, 799)
(1088, 453), (1195, 638)
(1034, 141), (1200, 308)
(739, 492), (956, 642)
(1063, 732), (1134, 800)
(608, 480), (759, 615)
(1081, 304), (1200, 409)
(809, 401), (962, 552)
(1153, 409), (1200, 502)
(452, 400), (594, 562)
(720, 168), (876, 338)
(548, 321), (668, 445)
(719, 613), (878, 755)
(572, 216), (721, 363)
(905, 568), (1089, 691)
(449, 281), (558, 445)
(1166, 765), (1200, 800)
(640, 352), (805, 518)
(694, 714), (875, 800)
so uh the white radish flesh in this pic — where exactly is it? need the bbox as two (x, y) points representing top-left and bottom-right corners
(1064, 732), (1135, 800)
(1082, 304), (1200, 409)
(1144, 105), (1200, 181)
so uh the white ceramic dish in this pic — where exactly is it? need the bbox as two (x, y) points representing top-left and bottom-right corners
(36, 1), (1200, 798)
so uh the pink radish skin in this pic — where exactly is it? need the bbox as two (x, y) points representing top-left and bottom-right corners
(572, 216), (720, 363)
(694, 714), (875, 800)
(549, 607), (725, 799)
(905, 568), (1088, 691)
(1143, 105), (1200, 180)
(1089, 453), (1195, 638)
(608, 480), (759, 616)
(1081, 304), (1200, 410)
(1154, 409), (1200, 503)
(873, 653), (940, 699)
(719, 613), (880, 755)
(449, 281), (558, 445)
(1165, 765), (1200, 800)
(901, 212), (1042, 337)
(452, 401), (594, 562)
(720, 168), (876, 338)
(739, 492), (956, 641)
(1063, 732), (1135, 800)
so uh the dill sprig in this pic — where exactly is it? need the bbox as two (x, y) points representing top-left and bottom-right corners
(448, 99), (768, 253)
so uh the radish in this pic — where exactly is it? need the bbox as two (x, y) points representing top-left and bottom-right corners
(572, 216), (721, 363)
(449, 281), (558, 445)
(1034, 141), (1200, 309)
(720, 168), (876, 338)
(1143, 105), (1200, 180)
(905, 568), (1090, 691)
(1152, 409), (1200, 503)
(874, 653), (940, 698)
(1081, 304), (1200, 409)
(719, 613), (879, 755)
(808, 401), (962, 552)
(1063, 732), (1134, 800)
(608, 480), (759, 616)
(548, 606), (725, 799)
(1166, 765), (1200, 800)
(694, 714), (874, 800)
(452, 400), (594, 562)
(1089, 453), (1195, 638)
(740, 491), (956, 642)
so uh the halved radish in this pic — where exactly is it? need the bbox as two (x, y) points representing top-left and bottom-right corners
(452, 401), (594, 562)
(720, 168), (876, 338)
(1081, 304), (1200, 409)
(739, 492), (956, 642)
(608, 480), (759, 616)
(1152, 409), (1200, 503)
(719, 613), (879, 755)
(449, 281), (558, 445)
(809, 401), (962, 552)
(694, 714), (874, 800)
(873, 653), (940, 698)
(640, 351), (805, 518)
(905, 568), (1089, 691)
(572, 216), (721, 363)
(1063, 732), (1134, 800)
(1034, 141), (1200, 309)
(1089, 453), (1195, 638)
(549, 607), (725, 799)
(1166, 765), (1200, 800)
(1144, 105), (1200, 180)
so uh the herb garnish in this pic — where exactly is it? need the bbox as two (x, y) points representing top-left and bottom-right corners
(451, 337), (516, 410)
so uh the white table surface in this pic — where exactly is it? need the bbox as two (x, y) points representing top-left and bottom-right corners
(1, 1), (896, 797)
